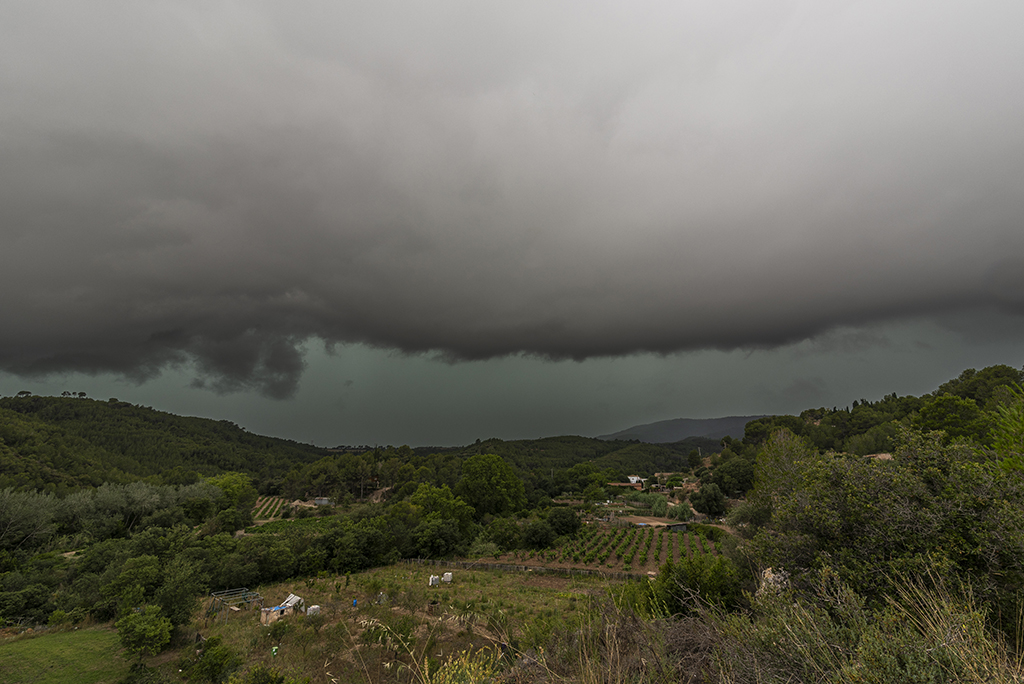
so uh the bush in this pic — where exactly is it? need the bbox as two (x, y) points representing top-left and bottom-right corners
(547, 507), (582, 537)
(650, 553), (744, 615)
(116, 605), (172, 660)
(227, 664), (300, 684)
(522, 520), (556, 549)
(711, 570), (1023, 684)
(690, 483), (727, 516)
(485, 516), (522, 551)
(188, 636), (242, 683)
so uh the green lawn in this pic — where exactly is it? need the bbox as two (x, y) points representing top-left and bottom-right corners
(0, 627), (130, 684)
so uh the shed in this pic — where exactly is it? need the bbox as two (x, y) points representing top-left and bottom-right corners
(260, 593), (305, 625)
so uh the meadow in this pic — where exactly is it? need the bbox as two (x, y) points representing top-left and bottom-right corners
(0, 627), (130, 684)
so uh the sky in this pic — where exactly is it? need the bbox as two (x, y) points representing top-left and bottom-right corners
(2, 1), (1023, 447)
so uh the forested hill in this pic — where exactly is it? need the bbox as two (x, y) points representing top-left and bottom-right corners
(419, 434), (720, 473)
(0, 395), (326, 493)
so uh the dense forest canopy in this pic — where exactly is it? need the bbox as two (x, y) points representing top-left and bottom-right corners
(0, 396), (326, 492)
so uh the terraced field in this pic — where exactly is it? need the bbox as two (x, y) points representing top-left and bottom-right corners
(251, 495), (288, 521)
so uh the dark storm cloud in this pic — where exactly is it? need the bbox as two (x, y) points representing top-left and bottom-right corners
(2, 1), (1024, 397)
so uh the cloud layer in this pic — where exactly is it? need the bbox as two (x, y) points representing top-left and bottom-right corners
(2, 1), (1024, 397)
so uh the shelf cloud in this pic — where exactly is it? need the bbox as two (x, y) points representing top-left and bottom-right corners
(2, 1), (1023, 398)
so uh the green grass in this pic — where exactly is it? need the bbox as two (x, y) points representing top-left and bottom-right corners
(0, 627), (129, 684)
(191, 564), (616, 683)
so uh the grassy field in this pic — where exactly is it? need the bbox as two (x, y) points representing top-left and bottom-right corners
(193, 564), (623, 683)
(0, 562), (669, 683)
(0, 627), (129, 684)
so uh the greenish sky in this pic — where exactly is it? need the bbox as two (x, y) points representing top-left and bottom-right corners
(4, 316), (1021, 447)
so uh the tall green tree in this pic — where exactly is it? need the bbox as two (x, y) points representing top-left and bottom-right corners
(155, 557), (208, 627)
(914, 395), (989, 444)
(455, 453), (526, 519)
(690, 483), (726, 516)
(206, 472), (257, 510)
(993, 384), (1024, 472)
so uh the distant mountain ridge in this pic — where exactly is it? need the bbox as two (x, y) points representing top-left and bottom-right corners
(598, 415), (767, 443)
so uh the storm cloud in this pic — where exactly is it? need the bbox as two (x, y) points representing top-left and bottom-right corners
(3, 1), (1023, 398)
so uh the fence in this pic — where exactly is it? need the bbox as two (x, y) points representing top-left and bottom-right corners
(206, 588), (264, 623)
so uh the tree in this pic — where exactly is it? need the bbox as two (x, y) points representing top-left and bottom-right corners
(710, 456), (755, 497)
(650, 553), (742, 615)
(746, 427), (1024, 610)
(993, 384), (1024, 472)
(413, 514), (462, 558)
(116, 604), (172, 659)
(0, 488), (56, 551)
(106, 555), (161, 614)
(485, 516), (522, 551)
(522, 519), (556, 549)
(155, 557), (208, 627)
(206, 472), (257, 511)
(547, 507), (581, 537)
(409, 484), (476, 540)
(687, 449), (703, 469)
(936, 365), (1024, 407)
(455, 453), (526, 519)
(915, 395), (989, 444)
(190, 636), (242, 683)
(583, 482), (606, 503)
(690, 483), (726, 517)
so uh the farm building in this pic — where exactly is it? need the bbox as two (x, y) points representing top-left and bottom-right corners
(260, 593), (305, 625)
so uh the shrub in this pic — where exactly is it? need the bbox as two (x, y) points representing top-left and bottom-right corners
(116, 605), (172, 660)
(650, 553), (744, 615)
(522, 520), (556, 549)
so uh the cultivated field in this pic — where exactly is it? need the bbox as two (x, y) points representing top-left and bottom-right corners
(195, 564), (626, 683)
(494, 523), (721, 575)
(251, 495), (289, 521)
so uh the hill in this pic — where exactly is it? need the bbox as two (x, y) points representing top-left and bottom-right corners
(0, 395), (327, 492)
(598, 415), (766, 443)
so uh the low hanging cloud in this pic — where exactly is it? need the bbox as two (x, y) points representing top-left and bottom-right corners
(2, 1), (1024, 398)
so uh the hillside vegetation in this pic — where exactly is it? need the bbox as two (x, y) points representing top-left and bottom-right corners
(1, 364), (1024, 683)
(0, 395), (326, 492)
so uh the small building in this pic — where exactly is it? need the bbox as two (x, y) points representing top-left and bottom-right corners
(260, 593), (305, 625)
(313, 497), (333, 506)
